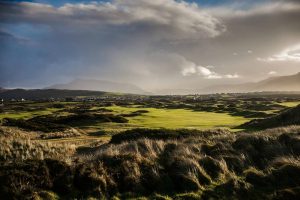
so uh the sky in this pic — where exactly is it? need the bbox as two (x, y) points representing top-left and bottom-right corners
(0, 0), (300, 92)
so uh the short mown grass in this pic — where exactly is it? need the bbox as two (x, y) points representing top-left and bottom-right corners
(277, 101), (300, 107)
(0, 108), (61, 120)
(101, 106), (249, 130)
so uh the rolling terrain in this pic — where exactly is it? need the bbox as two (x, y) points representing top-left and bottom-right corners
(0, 89), (109, 100)
(47, 79), (147, 94)
(202, 72), (300, 94)
(239, 105), (300, 129)
(0, 93), (300, 199)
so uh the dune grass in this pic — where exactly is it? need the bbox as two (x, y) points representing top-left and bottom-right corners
(3, 126), (300, 199)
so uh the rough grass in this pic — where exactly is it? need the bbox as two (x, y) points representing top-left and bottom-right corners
(109, 128), (229, 144)
(1, 126), (300, 199)
(238, 105), (300, 129)
(0, 126), (76, 163)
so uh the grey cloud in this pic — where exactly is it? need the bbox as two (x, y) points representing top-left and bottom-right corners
(258, 43), (300, 62)
(208, 1), (300, 18)
(168, 0), (300, 82)
(0, 0), (300, 92)
(0, 0), (224, 39)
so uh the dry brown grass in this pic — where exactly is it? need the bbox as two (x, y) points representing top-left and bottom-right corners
(0, 126), (76, 163)
(1, 126), (300, 199)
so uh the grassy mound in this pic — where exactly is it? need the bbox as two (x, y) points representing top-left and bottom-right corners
(1, 126), (300, 199)
(238, 105), (300, 129)
(3, 113), (128, 132)
(110, 128), (228, 144)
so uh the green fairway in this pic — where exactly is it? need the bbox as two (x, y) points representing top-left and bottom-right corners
(278, 101), (300, 107)
(100, 106), (249, 130)
(0, 108), (61, 120)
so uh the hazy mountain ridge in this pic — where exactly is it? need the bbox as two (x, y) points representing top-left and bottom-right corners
(1, 73), (299, 97)
(47, 79), (147, 94)
(0, 89), (108, 100)
(201, 72), (300, 94)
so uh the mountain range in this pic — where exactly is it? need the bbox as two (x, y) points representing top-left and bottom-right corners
(200, 72), (300, 94)
(47, 79), (147, 94)
(0, 89), (109, 100)
(1, 72), (299, 97)
(154, 72), (300, 95)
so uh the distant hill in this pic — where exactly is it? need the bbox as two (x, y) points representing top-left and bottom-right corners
(202, 72), (300, 93)
(238, 104), (300, 129)
(47, 79), (147, 94)
(154, 88), (196, 95)
(0, 89), (109, 100)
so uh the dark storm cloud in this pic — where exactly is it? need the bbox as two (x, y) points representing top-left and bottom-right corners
(0, 0), (225, 88)
(0, 0), (299, 91)
(0, 1), (224, 37)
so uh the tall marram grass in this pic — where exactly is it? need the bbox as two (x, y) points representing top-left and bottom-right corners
(0, 126), (75, 163)
(1, 126), (300, 199)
